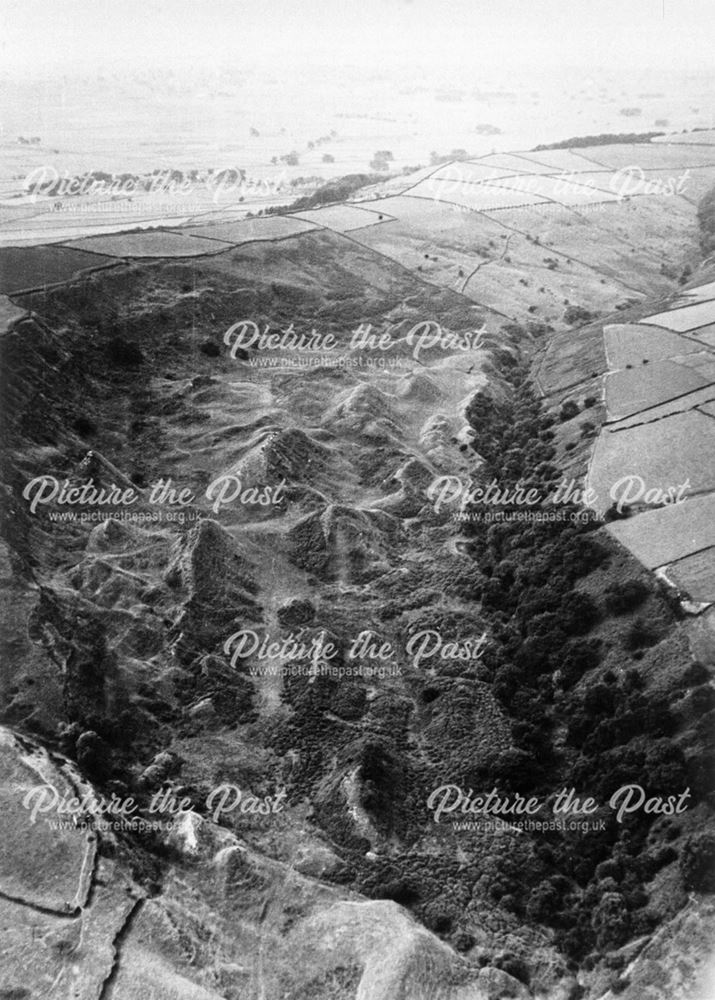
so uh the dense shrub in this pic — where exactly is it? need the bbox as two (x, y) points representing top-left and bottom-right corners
(377, 878), (421, 906)
(698, 185), (715, 257)
(526, 878), (566, 923)
(460, 350), (700, 965)
(422, 901), (455, 934)
(622, 617), (660, 652)
(591, 892), (630, 950)
(604, 579), (650, 614)
(534, 131), (665, 151)
(560, 400), (580, 422)
(452, 930), (476, 952)
(559, 639), (602, 688)
(679, 833), (715, 892)
(564, 305), (594, 326)
(561, 535), (609, 579)
(493, 664), (523, 703)
(275, 173), (383, 213)
(561, 591), (601, 635)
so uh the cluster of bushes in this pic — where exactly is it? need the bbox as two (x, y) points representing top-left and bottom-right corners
(263, 173), (383, 216)
(460, 357), (712, 959)
(533, 132), (665, 151)
(429, 148), (471, 165)
(603, 578), (650, 614)
(563, 305), (594, 326)
(502, 319), (554, 340)
(680, 833), (715, 892)
(560, 400), (580, 421)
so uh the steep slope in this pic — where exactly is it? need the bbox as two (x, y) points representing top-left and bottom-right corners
(1, 149), (714, 999)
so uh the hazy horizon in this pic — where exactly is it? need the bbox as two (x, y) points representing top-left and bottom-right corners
(2, 0), (715, 78)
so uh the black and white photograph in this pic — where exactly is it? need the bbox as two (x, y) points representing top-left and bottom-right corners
(1, 1), (714, 997)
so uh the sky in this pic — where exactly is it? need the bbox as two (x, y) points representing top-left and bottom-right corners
(1, 0), (715, 77)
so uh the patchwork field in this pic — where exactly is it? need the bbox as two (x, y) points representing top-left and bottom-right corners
(0, 200), (199, 232)
(182, 207), (247, 224)
(182, 215), (318, 244)
(691, 325), (715, 347)
(481, 203), (672, 294)
(667, 547), (715, 603)
(406, 178), (549, 211)
(0, 214), (195, 247)
(641, 298), (715, 331)
(62, 230), (235, 258)
(493, 173), (620, 206)
(673, 351), (715, 379)
(588, 410), (715, 515)
(606, 384), (715, 431)
(653, 129), (715, 146)
(604, 360), (711, 420)
(470, 151), (574, 174)
(512, 148), (608, 172)
(426, 161), (540, 184)
(354, 164), (446, 201)
(354, 211), (634, 325)
(581, 143), (715, 171)
(604, 323), (704, 368)
(292, 203), (393, 232)
(578, 197), (699, 266)
(595, 281), (715, 547)
(606, 493), (715, 568)
(460, 243), (631, 316)
(618, 166), (715, 204)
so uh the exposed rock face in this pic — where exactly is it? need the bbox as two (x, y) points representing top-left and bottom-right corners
(591, 899), (715, 1000)
(0, 728), (140, 1000)
(1, 726), (527, 1000)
